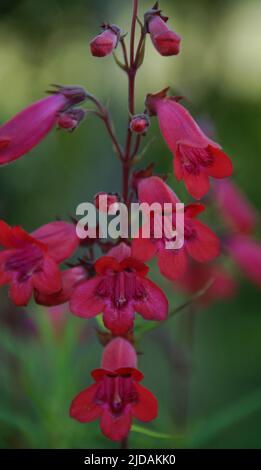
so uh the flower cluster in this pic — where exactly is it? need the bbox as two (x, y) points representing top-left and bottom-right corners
(0, 0), (259, 445)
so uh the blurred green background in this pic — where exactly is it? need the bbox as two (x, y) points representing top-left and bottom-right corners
(0, 0), (260, 449)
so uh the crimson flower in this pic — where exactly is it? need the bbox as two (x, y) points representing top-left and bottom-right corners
(70, 242), (168, 335)
(145, 6), (181, 57)
(70, 337), (158, 441)
(0, 85), (87, 166)
(90, 24), (121, 58)
(132, 176), (220, 281)
(0, 220), (79, 306)
(177, 261), (236, 306)
(35, 266), (87, 306)
(226, 235), (261, 288)
(213, 179), (257, 235)
(146, 89), (233, 199)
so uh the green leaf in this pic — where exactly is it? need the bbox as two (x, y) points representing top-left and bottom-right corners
(131, 424), (181, 440)
(96, 314), (106, 330)
(132, 137), (156, 164)
(0, 409), (45, 446)
(188, 388), (261, 448)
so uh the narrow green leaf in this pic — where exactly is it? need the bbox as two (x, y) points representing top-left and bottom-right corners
(188, 388), (261, 448)
(131, 424), (181, 440)
(96, 314), (106, 330)
(0, 410), (45, 446)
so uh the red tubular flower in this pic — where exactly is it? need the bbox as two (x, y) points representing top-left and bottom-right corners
(177, 261), (236, 305)
(57, 108), (86, 132)
(132, 176), (220, 281)
(90, 24), (121, 58)
(213, 179), (257, 235)
(69, 337), (158, 441)
(130, 114), (150, 135)
(226, 235), (261, 288)
(35, 266), (87, 306)
(146, 89), (233, 199)
(145, 6), (181, 56)
(0, 220), (79, 306)
(70, 242), (168, 335)
(0, 85), (87, 166)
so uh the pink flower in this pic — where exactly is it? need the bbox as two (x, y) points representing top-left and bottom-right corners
(145, 6), (181, 56)
(226, 235), (261, 288)
(130, 114), (150, 134)
(35, 266), (87, 306)
(57, 108), (86, 132)
(146, 89), (233, 199)
(0, 220), (79, 306)
(0, 85), (87, 166)
(213, 179), (257, 235)
(132, 176), (220, 281)
(70, 242), (168, 335)
(177, 261), (236, 305)
(69, 337), (158, 441)
(90, 24), (121, 58)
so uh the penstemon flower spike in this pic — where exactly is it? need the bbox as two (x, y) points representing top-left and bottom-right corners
(3, 0), (257, 449)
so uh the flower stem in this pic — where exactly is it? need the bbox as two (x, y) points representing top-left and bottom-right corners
(120, 38), (129, 69)
(122, 0), (140, 204)
(130, 0), (138, 67)
(120, 436), (129, 449)
(87, 94), (123, 160)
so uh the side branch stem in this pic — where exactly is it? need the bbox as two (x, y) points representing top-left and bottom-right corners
(88, 95), (123, 160)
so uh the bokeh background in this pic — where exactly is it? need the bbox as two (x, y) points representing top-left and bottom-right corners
(0, 0), (260, 449)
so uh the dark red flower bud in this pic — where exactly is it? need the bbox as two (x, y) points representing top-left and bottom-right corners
(131, 163), (155, 192)
(58, 108), (86, 132)
(90, 24), (121, 58)
(144, 5), (181, 56)
(94, 192), (120, 213)
(130, 114), (150, 134)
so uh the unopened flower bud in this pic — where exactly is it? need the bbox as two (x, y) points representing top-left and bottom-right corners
(58, 108), (86, 132)
(94, 192), (120, 213)
(144, 5), (181, 56)
(90, 24), (121, 58)
(130, 114), (150, 135)
(131, 163), (154, 192)
(49, 84), (88, 106)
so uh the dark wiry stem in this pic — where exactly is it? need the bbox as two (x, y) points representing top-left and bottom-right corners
(88, 94), (123, 160)
(120, 38), (129, 69)
(130, 0), (138, 67)
(122, 0), (139, 205)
